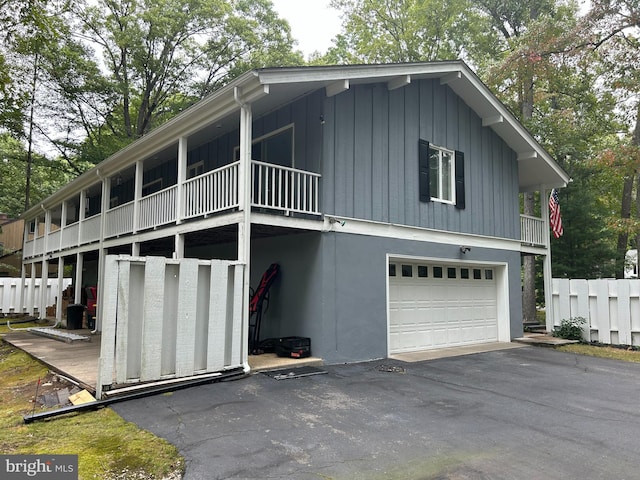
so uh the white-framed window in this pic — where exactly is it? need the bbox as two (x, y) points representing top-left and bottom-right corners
(234, 124), (294, 167)
(188, 161), (204, 179)
(428, 144), (455, 204)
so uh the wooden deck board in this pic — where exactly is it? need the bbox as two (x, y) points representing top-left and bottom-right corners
(2, 329), (100, 392)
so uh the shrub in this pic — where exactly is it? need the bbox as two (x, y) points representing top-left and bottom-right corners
(553, 317), (587, 341)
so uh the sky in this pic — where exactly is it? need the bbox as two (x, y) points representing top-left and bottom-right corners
(270, 0), (342, 57)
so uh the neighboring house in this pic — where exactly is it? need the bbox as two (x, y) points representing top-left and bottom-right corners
(0, 217), (60, 277)
(625, 249), (638, 279)
(19, 62), (568, 372)
(0, 217), (25, 277)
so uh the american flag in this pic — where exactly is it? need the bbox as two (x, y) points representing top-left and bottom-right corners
(549, 188), (563, 239)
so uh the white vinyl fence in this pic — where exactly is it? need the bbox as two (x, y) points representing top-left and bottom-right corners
(96, 255), (246, 399)
(0, 278), (72, 315)
(552, 278), (640, 346)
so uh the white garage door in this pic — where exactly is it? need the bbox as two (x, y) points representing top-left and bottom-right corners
(388, 261), (499, 354)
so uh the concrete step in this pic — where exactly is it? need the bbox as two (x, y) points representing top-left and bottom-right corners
(514, 334), (580, 346)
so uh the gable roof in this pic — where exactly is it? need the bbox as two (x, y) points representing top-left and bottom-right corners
(246, 61), (569, 193)
(23, 61), (568, 218)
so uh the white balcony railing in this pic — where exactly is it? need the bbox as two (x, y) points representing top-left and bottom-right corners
(139, 185), (177, 231)
(23, 239), (34, 258)
(62, 222), (80, 250)
(33, 236), (45, 257)
(24, 161), (322, 258)
(251, 161), (321, 214)
(81, 215), (102, 244)
(48, 229), (61, 251)
(520, 214), (546, 247)
(105, 201), (135, 238)
(183, 162), (239, 219)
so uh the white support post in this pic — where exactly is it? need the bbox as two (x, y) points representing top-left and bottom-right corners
(56, 256), (64, 322)
(133, 160), (143, 233)
(542, 188), (555, 332)
(28, 262), (36, 315)
(60, 200), (68, 251)
(174, 233), (184, 259)
(39, 259), (49, 319)
(96, 175), (111, 332)
(18, 263), (26, 314)
(177, 137), (187, 224)
(74, 252), (84, 304)
(39, 210), (51, 318)
(235, 88), (253, 369)
(78, 190), (85, 244)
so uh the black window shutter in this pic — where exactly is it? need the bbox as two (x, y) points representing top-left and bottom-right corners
(455, 150), (465, 209)
(419, 139), (431, 202)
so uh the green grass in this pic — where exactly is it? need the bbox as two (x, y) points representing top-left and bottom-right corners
(555, 343), (640, 363)
(0, 341), (184, 479)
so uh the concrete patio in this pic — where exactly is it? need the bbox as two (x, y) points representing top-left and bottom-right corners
(2, 327), (323, 395)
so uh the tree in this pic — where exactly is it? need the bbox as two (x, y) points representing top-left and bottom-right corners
(67, 0), (303, 163)
(326, 0), (488, 63)
(0, 134), (72, 218)
(473, 0), (585, 321)
(564, 0), (640, 277)
(521, 36), (624, 282)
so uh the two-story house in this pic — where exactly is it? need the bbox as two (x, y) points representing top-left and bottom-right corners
(18, 62), (568, 394)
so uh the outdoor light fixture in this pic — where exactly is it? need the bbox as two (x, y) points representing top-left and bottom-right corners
(460, 246), (471, 254)
(328, 217), (346, 227)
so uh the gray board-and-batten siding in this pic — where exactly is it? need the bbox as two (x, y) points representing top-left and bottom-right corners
(192, 230), (523, 365)
(321, 79), (520, 240)
(97, 78), (520, 242)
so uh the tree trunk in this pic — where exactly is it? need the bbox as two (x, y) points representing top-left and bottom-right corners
(616, 175), (633, 278)
(521, 56), (536, 323)
(24, 53), (39, 212)
(634, 107), (640, 272)
(522, 192), (537, 322)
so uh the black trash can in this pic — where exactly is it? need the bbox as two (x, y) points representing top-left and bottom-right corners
(66, 304), (84, 330)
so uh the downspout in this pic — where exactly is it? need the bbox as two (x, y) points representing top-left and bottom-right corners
(234, 87), (252, 374)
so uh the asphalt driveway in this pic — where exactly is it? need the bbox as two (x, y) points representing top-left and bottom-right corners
(113, 346), (640, 479)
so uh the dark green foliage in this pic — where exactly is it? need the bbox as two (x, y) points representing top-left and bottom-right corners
(553, 317), (586, 340)
(549, 163), (617, 279)
(0, 134), (73, 217)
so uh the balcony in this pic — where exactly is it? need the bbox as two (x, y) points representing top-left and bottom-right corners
(520, 214), (547, 249)
(24, 162), (321, 258)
